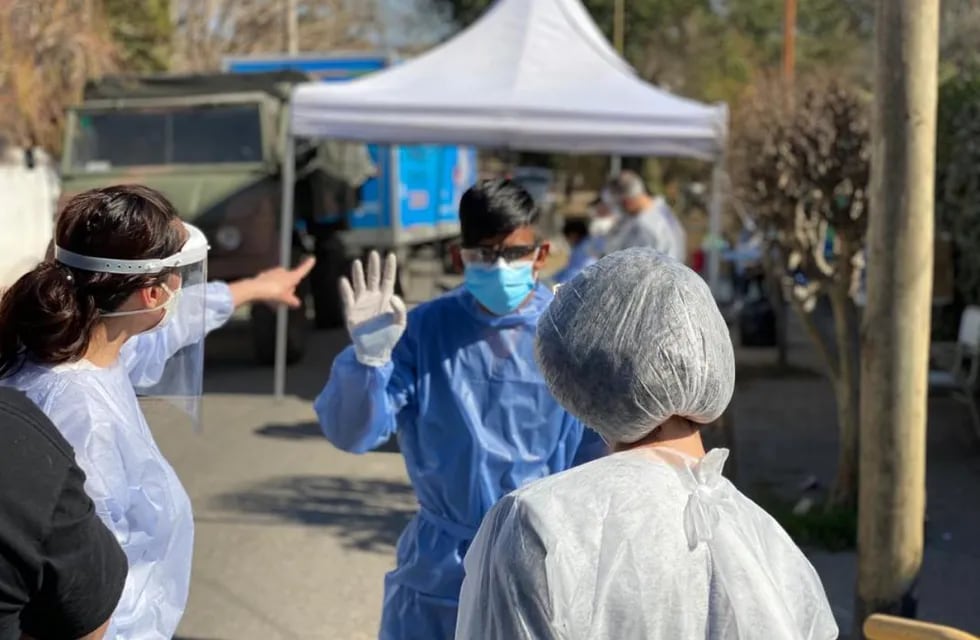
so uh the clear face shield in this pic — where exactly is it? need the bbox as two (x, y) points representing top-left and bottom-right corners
(54, 222), (210, 430)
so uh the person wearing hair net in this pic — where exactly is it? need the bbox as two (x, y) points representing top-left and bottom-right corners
(314, 179), (606, 640)
(456, 249), (837, 640)
(604, 170), (687, 262)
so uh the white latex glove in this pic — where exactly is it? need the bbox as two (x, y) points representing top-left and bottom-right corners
(340, 251), (407, 366)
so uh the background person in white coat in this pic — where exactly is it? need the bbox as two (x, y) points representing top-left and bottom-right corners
(604, 170), (687, 263)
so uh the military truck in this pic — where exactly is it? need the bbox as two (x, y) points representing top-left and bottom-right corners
(60, 71), (373, 364)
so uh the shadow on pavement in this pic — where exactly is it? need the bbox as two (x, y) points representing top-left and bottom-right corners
(209, 475), (415, 552)
(254, 421), (324, 440)
(254, 421), (401, 453)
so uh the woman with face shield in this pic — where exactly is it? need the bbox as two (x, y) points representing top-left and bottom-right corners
(0, 185), (313, 640)
(456, 249), (838, 640)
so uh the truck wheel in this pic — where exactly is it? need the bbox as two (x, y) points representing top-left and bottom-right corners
(250, 297), (308, 366)
(312, 235), (347, 329)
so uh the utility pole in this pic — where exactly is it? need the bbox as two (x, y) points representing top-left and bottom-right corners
(782, 0), (796, 84)
(856, 0), (939, 636)
(285, 0), (299, 55)
(610, 0), (625, 176)
(376, 0), (393, 60)
(613, 0), (625, 53)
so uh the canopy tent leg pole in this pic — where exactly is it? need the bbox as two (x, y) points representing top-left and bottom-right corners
(274, 130), (296, 401)
(609, 155), (622, 176)
(707, 160), (725, 296)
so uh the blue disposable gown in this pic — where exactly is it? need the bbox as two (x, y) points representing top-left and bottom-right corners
(314, 284), (606, 640)
(2, 282), (234, 640)
(552, 241), (598, 285)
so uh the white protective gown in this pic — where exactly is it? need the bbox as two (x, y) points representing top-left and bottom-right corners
(605, 196), (687, 262)
(2, 282), (234, 640)
(457, 447), (838, 640)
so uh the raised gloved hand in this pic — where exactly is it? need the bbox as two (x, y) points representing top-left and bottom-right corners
(340, 251), (407, 366)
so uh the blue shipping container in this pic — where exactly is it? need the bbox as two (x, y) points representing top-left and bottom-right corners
(397, 145), (441, 229)
(225, 53), (475, 249)
(438, 146), (477, 228)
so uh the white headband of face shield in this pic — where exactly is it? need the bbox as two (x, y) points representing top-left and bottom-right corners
(54, 222), (209, 275)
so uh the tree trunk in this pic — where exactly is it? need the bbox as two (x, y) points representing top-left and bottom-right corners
(763, 249), (790, 368)
(773, 279), (790, 369)
(856, 0), (939, 635)
(791, 297), (839, 380)
(787, 282), (860, 511)
(827, 286), (860, 510)
(786, 283), (859, 510)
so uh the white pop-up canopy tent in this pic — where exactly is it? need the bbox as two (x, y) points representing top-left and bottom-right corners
(291, 0), (725, 157)
(273, 0), (729, 397)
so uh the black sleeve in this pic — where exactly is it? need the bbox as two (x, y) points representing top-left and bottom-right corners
(19, 462), (128, 639)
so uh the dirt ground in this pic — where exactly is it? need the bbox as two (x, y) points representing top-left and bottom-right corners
(730, 310), (980, 637)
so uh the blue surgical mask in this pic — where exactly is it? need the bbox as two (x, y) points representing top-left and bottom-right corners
(464, 259), (537, 315)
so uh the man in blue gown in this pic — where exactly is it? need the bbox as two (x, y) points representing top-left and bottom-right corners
(552, 218), (598, 285)
(314, 179), (606, 639)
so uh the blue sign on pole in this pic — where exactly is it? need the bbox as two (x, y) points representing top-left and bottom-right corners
(226, 55), (386, 80)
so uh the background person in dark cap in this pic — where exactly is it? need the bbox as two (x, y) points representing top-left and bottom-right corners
(551, 218), (597, 285)
(0, 388), (126, 640)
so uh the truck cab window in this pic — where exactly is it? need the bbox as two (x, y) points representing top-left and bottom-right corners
(70, 104), (263, 170)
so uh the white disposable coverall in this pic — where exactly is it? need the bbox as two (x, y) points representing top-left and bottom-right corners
(605, 196), (687, 262)
(457, 447), (838, 640)
(2, 282), (234, 640)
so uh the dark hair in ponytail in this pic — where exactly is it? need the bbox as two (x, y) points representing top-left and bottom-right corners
(0, 185), (184, 377)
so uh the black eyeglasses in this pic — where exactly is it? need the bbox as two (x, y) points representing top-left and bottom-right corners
(460, 244), (539, 264)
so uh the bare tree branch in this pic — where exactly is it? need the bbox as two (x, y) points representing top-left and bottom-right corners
(0, 0), (117, 152)
(731, 74), (869, 508)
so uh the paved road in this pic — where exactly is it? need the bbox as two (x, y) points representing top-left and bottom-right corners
(154, 320), (410, 640)
(153, 264), (980, 639)
(155, 253), (524, 639)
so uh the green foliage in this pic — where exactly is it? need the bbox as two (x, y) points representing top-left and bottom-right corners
(431, 0), (873, 103)
(103, 0), (173, 72)
(731, 76), (870, 307)
(725, 0), (872, 78)
(936, 75), (980, 312)
(436, 0), (491, 27)
(431, 0), (874, 200)
(0, 0), (118, 153)
(940, 0), (980, 81)
(758, 490), (857, 551)
(731, 76), (868, 510)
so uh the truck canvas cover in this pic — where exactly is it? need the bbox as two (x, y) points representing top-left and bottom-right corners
(83, 71), (309, 100)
